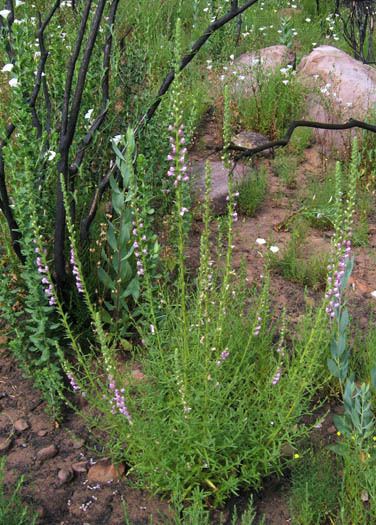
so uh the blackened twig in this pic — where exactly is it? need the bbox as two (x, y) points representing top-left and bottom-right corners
(70, 0), (120, 175)
(231, 118), (376, 160)
(0, 124), (25, 263)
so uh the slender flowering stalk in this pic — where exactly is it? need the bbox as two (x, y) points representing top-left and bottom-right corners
(272, 367), (282, 385)
(108, 375), (132, 424)
(216, 349), (230, 366)
(67, 372), (86, 397)
(70, 247), (84, 293)
(34, 244), (56, 305)
(326, 239), (352, 319)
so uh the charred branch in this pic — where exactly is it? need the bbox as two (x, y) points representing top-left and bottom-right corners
(231, 118), (376, 160)
(0, 124), (25, 264)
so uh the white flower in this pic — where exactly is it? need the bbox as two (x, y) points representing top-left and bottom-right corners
(256, 238), (267, 245)
(282, 80), (289, 85)
(8, 78), (18, 88)
(305, 18), (311, 22)
(1, 63), (13, 73)
(15, 0), (25, 6)
(112, 134), (123, 145)
(0, 9), (11, 19)
(47, 150), (56, 161)
(270, 246), (279, 253)
(84, 108), (94, 120)
(371, 291), (376, 299)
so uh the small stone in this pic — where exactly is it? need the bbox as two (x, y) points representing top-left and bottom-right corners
(72, 461), (88, 473)
(37, 444), (58, 461)
(0, 436), (13, 454)
(87, 458), (125, 483)
(37, 429), (48, 437)
(327, 425), (337, 434)
(361, 490), (369, 502)
(58, 468), (73, 484)
(14, 418), (29, 432)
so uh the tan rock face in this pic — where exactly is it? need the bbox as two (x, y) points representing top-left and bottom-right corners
(87, 459), (125, 483)
(229, 45), (296, 97)
(297, 45), (376, 151)
(236, 45), (295, 70)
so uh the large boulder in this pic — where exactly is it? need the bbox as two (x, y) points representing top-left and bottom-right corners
(297, 45), (376, 151)
(229, 45), (296, 95)
(235, 45), (295, 70)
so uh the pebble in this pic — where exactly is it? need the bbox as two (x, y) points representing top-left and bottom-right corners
(37, 444), (58, 461)
(87, 459), (125, 483)
(72, 461), (88, 473)
(14, 418), (29, 432)
(37, 429), (48, 437)
(58, 468), (73, 484)
(327, 425), (337, 434)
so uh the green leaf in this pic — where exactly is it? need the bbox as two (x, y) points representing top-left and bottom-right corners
(125, 277), (140, 300)
(112, 191), (124, 214)
(332, 415), (351, 435)
(107, 223), (118, 251)
(98, 267), (115, 290)
(327, 443), (347, 456)
(340, 308), (349, 333)
(327, 358), (340, 378)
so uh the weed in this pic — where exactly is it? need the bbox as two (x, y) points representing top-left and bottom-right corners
(0, 459), (37, 525)
(289, 449), (340, 525)
(236, 166), (268, 216)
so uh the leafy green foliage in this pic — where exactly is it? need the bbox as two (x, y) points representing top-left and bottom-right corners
(0, 459), (37, 525)
(289, 450), (340, 525)
(236, 166), (268, 217)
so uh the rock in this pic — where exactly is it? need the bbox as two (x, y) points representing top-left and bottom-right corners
(327, 425), (337, 434)
(0, 335), (8, 347)
(229, 45), (295, 95)
(0, 436), (13, 454)
(14, 418), (29, 432)
(236, 45), (295, 70)
(72, 460), (88, 473)
(361, 490), (369, 502)
(57, 468), (73, 484)
(37, 444), (58, 461)
(231, 131), (273, 158)
(297, 46), (376, 151)
(191, 160), (250, 215)
(87, 458), (125, 483)
(37, 429), (48, 437)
